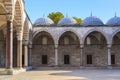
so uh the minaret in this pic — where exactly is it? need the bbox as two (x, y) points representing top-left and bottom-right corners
(115, 12), (116, 17)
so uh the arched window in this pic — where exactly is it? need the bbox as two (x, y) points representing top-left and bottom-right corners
(42, 37), (47, 45)
(64, 37), (69, 45)
(86, 37), (91, 45)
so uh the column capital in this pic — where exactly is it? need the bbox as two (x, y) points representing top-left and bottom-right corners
(107, 44), (112, 48)
(80, 44), (84, 49)
(55, 44), (58, 49)
(17, 35), (22, 41)
(23, 40), (29, 45)
(29, 44), (32, 49)
(7, 13), (13, 21)
(16, 25), (22, 32)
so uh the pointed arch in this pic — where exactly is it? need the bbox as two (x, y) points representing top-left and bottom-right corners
(111, 29), (120, 43)
(14, 0), (22, 25)
(82, 29), (109, 44)
(23, 19), (29, 40)
(58, 29), (81, 45)
(58, 31), (80, 45)
(33, 31), (55, 45)
(33, 29), (55, 43)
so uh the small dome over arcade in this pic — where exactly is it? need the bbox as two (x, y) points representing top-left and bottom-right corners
(58, 17), (77, 26)
(34, 17), (54, 26)
(82, 15), (104, 26)
(106, 15), (120, 26)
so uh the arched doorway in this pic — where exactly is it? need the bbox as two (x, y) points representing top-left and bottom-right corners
(58, 31), (80, 67)
(112, 32), (120, 67)
(84, 31), (107, 67)
(32, 31), (55, 67)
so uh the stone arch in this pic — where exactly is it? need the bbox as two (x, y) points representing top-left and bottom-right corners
(83, 30), (108, 67)
(33, 31), (55, 45)
(82, 29), (109, 44)
(111, 29), (120, 67)
(33, 30), (55, 45)
(57, 29), (81, 45)
(32, 31), (55, 67)
(14, 0), (22, 25)
(111, 29), (120, 43)
(23, 19), (29, 40)
(58, 30), (81, 67)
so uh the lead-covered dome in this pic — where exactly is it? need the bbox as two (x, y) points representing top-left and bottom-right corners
(106, 16), (120, 26)
(82, 16), (104, 26)
(58, 17), (77, 26)
(34, 17), (54, 26)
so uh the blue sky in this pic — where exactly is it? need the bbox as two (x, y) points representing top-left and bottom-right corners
(25, 0), (120, 24)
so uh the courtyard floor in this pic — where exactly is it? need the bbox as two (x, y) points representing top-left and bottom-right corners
(0, 67), (120, 80)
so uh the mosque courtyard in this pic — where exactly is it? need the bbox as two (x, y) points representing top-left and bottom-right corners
(0, 67), (120, 80)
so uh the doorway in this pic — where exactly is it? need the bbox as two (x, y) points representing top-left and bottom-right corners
(64, 55), (70, 64)
(42, 55), (47, 64)
(111, 55), (115, 65)
(87, 55), (92, 64)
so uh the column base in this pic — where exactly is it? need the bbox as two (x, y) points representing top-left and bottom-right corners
(24, 66), (32, 70)
(54, 65), (59, 69)
(80, 66), (84, 69)
(17, 67), (23, 70)
(107, 65), (112, 69)
(6, 68), (14, 75)
(54, 65), (59, 67)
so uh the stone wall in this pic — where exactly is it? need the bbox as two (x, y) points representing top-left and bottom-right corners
(32, 45), (55, 67)
(31, 44), (120, 67)
(58, 45), (80, 67)
(84, 45), (108, 67)
(111, 45), (120, 67)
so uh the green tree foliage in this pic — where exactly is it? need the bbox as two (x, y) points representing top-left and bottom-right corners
(48, 12), (64, 24)
(73, 17), (82, 24)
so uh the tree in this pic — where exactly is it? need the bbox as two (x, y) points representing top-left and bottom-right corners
(73, 17), (82, 24)
(48, 12), (64, 24)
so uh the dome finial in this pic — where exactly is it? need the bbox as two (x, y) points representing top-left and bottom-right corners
(66, 13), (68, 18)
(43, 14), (45, 17)
(90, 11), (93, 17)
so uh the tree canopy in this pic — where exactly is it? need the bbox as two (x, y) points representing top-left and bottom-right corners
(48, 12), (64, 24)
(73, 17), (82, 24)
(48, 12), (82, 25)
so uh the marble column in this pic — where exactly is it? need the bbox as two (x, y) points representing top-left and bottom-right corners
(17, 31), (23, 69)
(24, 41), (28, 67)
(6, 20), (13, 69)
(55, 44), (58, 66)
(29, 43), (32, 66)
(80, 44), (84, 67)
(107, 44), (112, 68)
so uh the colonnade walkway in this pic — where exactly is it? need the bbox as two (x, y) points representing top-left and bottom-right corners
(0, 67), (120, 80)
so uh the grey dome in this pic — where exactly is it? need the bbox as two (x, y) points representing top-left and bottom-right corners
(34, 17), (54, 26)
(106, 16), (120, 26)
(58, 17), (77, 26)
(82, 16), (104, 26)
